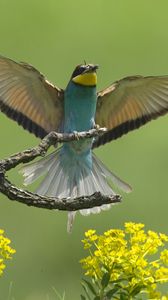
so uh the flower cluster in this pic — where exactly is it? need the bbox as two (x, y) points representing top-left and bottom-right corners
(80, 223), (168, 299)
(0, 229), (16, 276)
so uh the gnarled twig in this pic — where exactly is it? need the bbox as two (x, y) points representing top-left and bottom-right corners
(0, 128), (122, 211)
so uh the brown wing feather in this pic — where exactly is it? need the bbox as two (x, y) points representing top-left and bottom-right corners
(0, 56), (64, 138)
(94, 75), (168, 148)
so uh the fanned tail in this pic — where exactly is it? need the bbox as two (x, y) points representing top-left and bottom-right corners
(20, 148), (132, 232)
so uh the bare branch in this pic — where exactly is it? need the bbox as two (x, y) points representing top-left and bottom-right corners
(0, 128), (121, 211)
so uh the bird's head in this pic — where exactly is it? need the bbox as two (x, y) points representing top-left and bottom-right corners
(71, 64), (99, 87)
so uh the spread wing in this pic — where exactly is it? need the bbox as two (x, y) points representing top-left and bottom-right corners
(94, 75), (168, 148)
(0, 55), (64, 138)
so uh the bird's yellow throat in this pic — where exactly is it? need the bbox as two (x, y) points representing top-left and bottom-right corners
(72, 72), (97, 86)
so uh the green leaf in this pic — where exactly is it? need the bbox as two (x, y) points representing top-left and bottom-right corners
(81, 282), (92, 300)
(101, 272), (110, 288)
(120, 294), (126, 300)
(52, 287), (65, 300)
(106, 287), (118, 299)
(80, 295), (87, 300)
(110, 278), (127, 284)
(83, 279), (97, 296)
(93, 296), (101, 300)
(130, 284), (145, 296)
(118, 289), (129, 298)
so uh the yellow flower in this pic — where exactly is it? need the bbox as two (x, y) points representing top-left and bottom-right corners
(125, 222), (144, 233)
(160, 249), (168, 265)
(85, 229), (96, 238)
(0, 229), (15, 276)
(160, 233), (168, 242)
(81, 222), (168, 299)
(150, 260), (160, 268)
(155, 266), (168, 282)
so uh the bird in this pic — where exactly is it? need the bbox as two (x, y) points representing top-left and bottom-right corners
(0, 55), (168, 231)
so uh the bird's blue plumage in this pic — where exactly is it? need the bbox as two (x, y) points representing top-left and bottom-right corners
(64, 81), (97, 132)
(21, 66), (131, 232)
(61, 81), (97, 164)
(59, 81), (97, 202)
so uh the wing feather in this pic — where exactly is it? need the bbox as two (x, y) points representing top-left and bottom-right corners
(94, 76), (168, 148)
(0, 55), (64, 138)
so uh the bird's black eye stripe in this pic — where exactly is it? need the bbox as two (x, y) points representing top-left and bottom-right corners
(71, 64), (98, 79)
(71, 65), (86, 78)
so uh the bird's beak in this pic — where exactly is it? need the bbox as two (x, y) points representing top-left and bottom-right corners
(83, 64), (99, 74)
(91, 64), (99, 71)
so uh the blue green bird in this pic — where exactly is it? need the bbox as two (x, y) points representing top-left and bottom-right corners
(0, 56), (168, 231)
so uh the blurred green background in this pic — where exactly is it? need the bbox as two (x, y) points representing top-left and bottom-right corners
(0, 0), (168, 299)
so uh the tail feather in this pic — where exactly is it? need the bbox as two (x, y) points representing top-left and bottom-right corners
(37, 159), (60, 196)
(20, 148), (132, 231)
(92, 154), (132, 193)
(20, 151), (57, 185)
(67, 212), (76, 233)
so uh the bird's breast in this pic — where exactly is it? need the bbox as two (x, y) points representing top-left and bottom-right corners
(63, 84), (97, 154)
(64, 84), (97, 132)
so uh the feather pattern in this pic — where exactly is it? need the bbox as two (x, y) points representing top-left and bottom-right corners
(20, 148), (131, 232)
(94, 76), (168, 147)
(0, 55), (64, 138)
